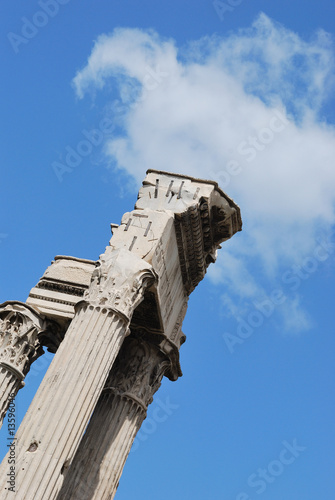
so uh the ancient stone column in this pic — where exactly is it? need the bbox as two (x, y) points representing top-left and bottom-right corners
(57, 302), (187, 500)
(0, 251), (157, 500)
(0, 302), (51, 429)
(0, 170), (242, 500)
(57, 334), (171, 499)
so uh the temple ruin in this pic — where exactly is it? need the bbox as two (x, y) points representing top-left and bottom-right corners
(0, 170), (241, 499)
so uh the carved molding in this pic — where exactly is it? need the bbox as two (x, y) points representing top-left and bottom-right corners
(135, 171), (241, 295)
(36, 279), (86, 297)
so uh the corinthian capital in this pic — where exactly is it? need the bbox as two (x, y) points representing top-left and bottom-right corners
(83, 248), (157, 320)
(0, 302), (47, 379)
(103, 335), (170, 411)
(0, 301), (62, 427)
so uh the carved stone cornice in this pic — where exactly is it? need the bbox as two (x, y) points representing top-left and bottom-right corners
(174, 195), (241, 293)
(135, 170), (242, 294)
(36, 279), (85, 297)
(26, 255), (96, 327)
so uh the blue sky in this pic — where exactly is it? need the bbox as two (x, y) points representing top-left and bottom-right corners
(1, 1), (335, 499)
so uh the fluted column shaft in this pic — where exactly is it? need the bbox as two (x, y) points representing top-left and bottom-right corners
(0, 208), (169, 499)
(59, 392), (145, 499)
(0, 249), (156, 500)
(57, 336), (169, 500)
(0, 304), (127, 500)
(0, 368), (21, 428)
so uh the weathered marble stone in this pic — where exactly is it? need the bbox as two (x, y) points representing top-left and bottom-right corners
(26, 256), (96, 326)
(0, 170), (241, 500)
(57, 334), (170, 499)
(0, 302), (62, 429)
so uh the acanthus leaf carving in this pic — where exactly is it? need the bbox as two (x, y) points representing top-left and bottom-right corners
(104, 336), (170, 409)
(0, 302), (54, 377)
(83, 248), (157, 319)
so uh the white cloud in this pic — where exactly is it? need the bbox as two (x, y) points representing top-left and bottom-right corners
(280, 295), (312, 333)
(73, 14), (335, 332)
